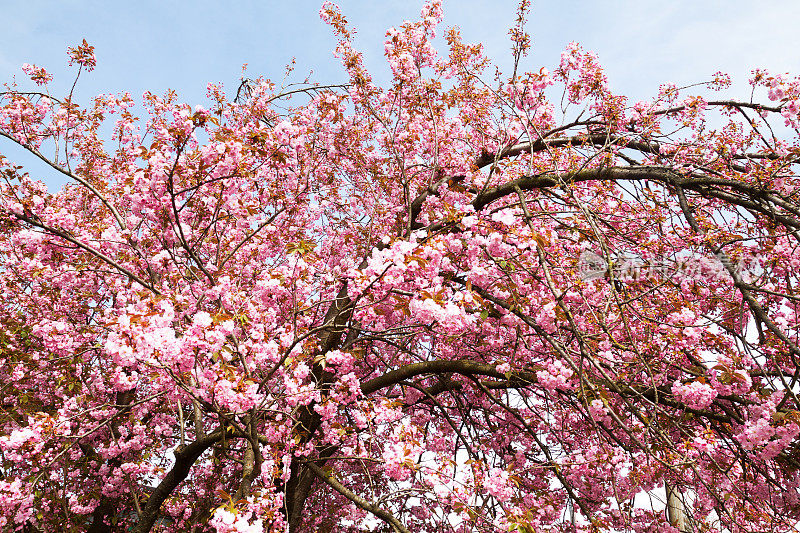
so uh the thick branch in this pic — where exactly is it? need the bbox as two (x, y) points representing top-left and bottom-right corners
(361, 359), (534, 395)
(132, 430), (226, 533)
(471, 165), (800, 227)
(304, 460), (411, 533)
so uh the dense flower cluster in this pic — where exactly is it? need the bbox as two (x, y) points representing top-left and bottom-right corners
(2, 1), (800, 532)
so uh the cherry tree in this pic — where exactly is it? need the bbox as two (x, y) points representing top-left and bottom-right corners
(3, 2), (800, 532)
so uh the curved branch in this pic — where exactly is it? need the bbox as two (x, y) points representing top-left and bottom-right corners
(13, 211), (160, 294)
(132, 430), (226, 533)
(475, 134), (660, 169)
(361, 359), (536, 396)
(471, 165), (800, 225)
(0, 130), (128, 230)
(303, 460), (411, 533)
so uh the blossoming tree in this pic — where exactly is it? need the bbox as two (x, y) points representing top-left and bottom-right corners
(3, 2), (800, 532)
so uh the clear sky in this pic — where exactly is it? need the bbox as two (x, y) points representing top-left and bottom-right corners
(2, 0), (800, 189)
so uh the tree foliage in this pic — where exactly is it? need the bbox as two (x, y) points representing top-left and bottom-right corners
(3, 2), (800, 532)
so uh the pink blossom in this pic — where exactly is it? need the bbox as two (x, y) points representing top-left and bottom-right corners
(672, 380), (717, 410)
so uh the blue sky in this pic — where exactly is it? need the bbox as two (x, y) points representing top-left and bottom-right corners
(2, 0), (800, 189)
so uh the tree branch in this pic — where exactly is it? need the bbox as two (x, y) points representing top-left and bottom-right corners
(132, 430), (226, 533)
(303, 460), (411, 533)
(12, 211), (160, 295)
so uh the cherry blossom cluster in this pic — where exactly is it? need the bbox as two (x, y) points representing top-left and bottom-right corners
(1, 1), (800, 532)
